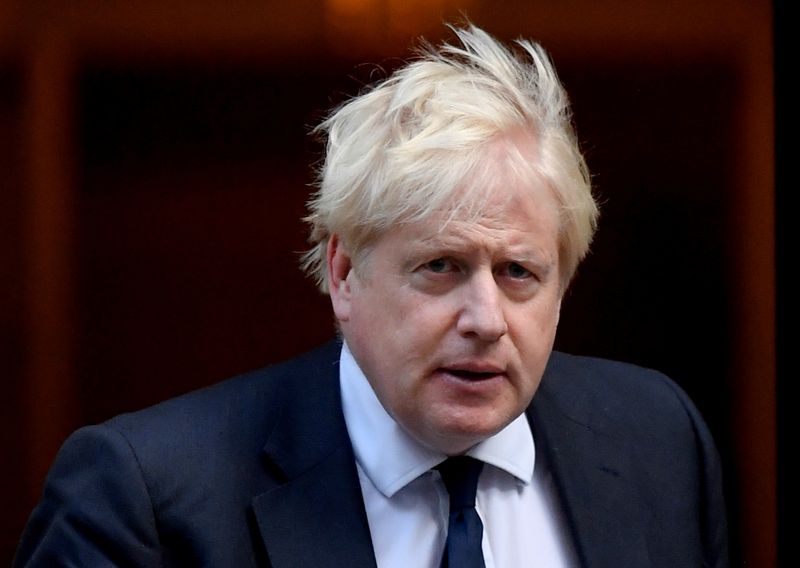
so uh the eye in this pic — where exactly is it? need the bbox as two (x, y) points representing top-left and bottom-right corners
(423, 258), (456, 273)
(502, 262), (533, 280)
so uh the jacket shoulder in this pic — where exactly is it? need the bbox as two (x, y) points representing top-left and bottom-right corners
(536, 353), (729, 566)
(106, 339), (342, 443)
(539, 351), (723, 467)
(14, 341), (344, 567)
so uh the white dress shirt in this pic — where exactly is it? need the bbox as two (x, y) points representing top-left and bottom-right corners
(339, 343), (579, 568)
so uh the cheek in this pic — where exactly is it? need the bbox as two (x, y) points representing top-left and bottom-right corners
(375, 297), (459, 386)
(401, 296), (460, 341)
(350, 287), (435, 356)
(510, 298), (561, 349)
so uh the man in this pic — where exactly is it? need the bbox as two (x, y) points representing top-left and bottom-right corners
(15, 24), (728, 567)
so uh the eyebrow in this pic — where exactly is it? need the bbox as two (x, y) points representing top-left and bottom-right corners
(407, 235), (556, 272)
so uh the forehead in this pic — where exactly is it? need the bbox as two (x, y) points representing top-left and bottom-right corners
(460, 134), (556, 224)
(351, 131), (563, 262)
(421, 134), (556, 224)
(375, 179), (561, 262)
(435, 146), (559, 234)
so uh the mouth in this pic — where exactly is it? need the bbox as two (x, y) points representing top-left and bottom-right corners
(439, 365), (506, 382)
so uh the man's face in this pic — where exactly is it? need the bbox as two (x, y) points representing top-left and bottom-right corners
(328, 168), (563, 455)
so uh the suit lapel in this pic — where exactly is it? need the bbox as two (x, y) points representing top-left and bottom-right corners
(250, 342), (377, 568)
(248, 345), (655, 567)
(528, 355), (652, 568)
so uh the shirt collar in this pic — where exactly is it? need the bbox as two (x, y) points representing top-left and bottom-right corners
(339, 343), (535, 498)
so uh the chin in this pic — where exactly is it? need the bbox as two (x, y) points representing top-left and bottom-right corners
(426, 413), (511, 453)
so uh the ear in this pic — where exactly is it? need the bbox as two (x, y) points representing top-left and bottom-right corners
(327, 234), (354, 322)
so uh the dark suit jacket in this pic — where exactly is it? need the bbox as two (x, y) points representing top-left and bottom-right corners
(14, 341), (728, 567)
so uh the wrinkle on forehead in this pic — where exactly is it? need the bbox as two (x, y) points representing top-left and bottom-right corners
(355, 130), (561, 276)
(411, 200), (559, 268)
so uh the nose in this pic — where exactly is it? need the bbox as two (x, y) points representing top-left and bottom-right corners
(456, 272), (508, 341)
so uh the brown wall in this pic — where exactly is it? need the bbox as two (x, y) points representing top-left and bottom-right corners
(1, 1), (775, 565)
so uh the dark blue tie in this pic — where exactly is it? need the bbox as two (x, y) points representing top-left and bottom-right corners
(437, 456), (486, 568)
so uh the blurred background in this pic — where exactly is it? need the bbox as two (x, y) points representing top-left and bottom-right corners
(1, 1), (776, 565)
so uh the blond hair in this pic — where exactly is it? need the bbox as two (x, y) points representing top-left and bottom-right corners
(302, 23), (598, 291)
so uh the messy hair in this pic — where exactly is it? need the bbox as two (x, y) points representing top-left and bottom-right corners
(301, 23), (598, 291)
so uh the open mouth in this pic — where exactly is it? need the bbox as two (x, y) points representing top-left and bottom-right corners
(443, 369), (502, 381)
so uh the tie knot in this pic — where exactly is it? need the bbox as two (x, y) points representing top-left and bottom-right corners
(436, 456), (484, 509)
